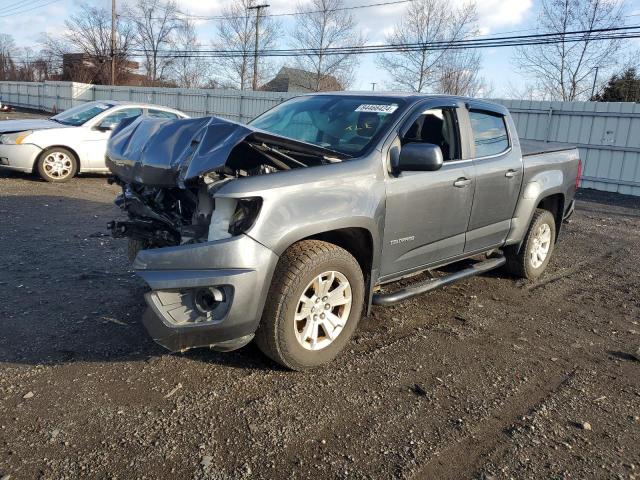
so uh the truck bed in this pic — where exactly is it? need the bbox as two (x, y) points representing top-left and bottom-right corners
(520, 140), (576, 157)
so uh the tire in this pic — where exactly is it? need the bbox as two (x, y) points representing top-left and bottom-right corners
(255, 240), (365, 370)
(127, 238), (148, 263)
(36, 147), (78, 183)
(504, 208), (556, 279)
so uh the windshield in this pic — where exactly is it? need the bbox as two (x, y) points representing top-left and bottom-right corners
(51, 102), (113, 126)
(249, 95), (406, 156)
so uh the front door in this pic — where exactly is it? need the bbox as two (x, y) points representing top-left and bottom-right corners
(463, 107), (523, 252)
(82, 107), (143, 169)
(380, 105), (475, 278)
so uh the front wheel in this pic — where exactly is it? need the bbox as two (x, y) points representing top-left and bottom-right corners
(504, 208), (556, 279)
(36, 147), (78, 183)
(255, 240), (364, 370)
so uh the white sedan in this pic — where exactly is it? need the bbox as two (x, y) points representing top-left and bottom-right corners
(0, 101), (188, 182)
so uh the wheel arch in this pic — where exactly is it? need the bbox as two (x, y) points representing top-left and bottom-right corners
(282, 226), (376, 316)
(536, 193), (565, 240)
(35, 145), (81, 173)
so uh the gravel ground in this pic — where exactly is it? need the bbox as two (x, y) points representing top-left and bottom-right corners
(0, 126), (639, 479)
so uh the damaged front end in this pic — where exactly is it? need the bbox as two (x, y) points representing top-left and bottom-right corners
(106, 115), (348, 352)
(107, 115), (346, 251)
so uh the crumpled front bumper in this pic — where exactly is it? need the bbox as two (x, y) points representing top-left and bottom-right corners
(134, 234), (279, 352)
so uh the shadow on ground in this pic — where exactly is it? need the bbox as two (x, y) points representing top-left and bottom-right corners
(0, 193), (272, 370)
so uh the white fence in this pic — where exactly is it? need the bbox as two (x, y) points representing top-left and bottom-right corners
(1, 81), (639, 196)
(0, 81), (297, 123)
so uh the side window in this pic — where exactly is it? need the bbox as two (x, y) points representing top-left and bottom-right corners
(402, 108), (459, 161)
(102, 107), (143, 125)
(148, 109), (179, 119)
(469, 110), (509, 157)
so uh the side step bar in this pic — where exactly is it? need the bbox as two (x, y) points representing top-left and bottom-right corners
(372, 256), (506, 306)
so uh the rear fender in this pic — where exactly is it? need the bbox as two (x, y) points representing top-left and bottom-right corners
(505, 169), (564, 250)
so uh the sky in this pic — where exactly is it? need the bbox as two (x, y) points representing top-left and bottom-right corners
(2, 0), (640, 96)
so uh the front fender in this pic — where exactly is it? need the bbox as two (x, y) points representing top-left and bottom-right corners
(216, 156), (387, 272)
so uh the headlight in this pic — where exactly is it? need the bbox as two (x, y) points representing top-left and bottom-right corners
(0, 130), (33, 145)
(228, 197), (262, 236)
(208, 197), (262, 241)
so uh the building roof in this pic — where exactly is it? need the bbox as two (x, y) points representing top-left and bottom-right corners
(260, 67), (342, 93)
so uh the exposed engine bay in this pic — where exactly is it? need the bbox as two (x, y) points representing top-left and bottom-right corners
(106, 115), (348, 251)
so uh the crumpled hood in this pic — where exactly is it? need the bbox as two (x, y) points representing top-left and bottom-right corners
(106, 116), (253, 186)
(0, 119), (67, 133)
(106, 115), (344, 187)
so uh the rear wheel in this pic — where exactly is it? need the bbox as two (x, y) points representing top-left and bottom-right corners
(504, 208), (556, 279)
(255, 240), (364, 370)
(36, 147), (78, 183)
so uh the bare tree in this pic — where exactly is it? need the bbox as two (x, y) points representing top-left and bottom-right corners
(0, 34), (17, 81)
(290, 0), (364, 91)
(514, 0), (625, 101)
(128, 0), (183, 85)
(169, 19), (211, 88)
(438, 49), (486, 96)
(212, 0), (280, 90)
(41, 3), (135, 84)
(377, 0), (478, 93)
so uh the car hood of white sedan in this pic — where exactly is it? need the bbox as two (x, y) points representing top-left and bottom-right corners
(0, 119), (71, 134)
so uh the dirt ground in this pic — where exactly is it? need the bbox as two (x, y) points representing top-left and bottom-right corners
(0, 112), (639, 479)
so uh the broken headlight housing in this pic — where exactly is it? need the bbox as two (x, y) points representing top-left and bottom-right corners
(228, 197), (262, 236)
(208, 197), (263, 241)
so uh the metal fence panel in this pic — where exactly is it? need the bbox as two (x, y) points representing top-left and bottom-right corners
(1, 81), (639, 196)
(494, 98), (640, 196)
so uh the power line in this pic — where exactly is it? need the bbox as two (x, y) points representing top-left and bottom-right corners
(119, 0), (413, 22)
(125, 25), (640, 59)
(0, 0), (62, 17)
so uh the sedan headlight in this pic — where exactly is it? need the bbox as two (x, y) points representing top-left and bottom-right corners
(0, 130), (33, 145)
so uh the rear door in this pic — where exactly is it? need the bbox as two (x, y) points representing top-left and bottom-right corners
(380, 101), (475, 278)
(463, 105), (523, 252)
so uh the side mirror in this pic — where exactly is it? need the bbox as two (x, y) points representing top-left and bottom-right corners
(95, 119), (118, 131)
(396, 143), (443, 172)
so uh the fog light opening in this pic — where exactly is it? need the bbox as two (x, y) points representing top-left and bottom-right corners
(194, 287), (225, 314)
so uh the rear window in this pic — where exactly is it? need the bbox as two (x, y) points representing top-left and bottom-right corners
(469, 110), (509, 157)
(148, 109), (179, 119)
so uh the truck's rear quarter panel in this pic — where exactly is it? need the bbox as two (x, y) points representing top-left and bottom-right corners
(506, 141), (580, 247)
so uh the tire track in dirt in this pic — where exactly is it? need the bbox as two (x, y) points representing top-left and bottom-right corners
(412, 369), (577, 480)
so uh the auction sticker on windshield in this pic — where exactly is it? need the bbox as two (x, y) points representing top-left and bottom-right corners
(355, 104), (398, 114)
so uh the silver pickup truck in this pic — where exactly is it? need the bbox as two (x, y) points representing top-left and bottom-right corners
(106, 93), (581, 370)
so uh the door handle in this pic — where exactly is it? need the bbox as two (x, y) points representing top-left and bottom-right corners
(453, 177), (472, 188)
(505, 169), (519, 178)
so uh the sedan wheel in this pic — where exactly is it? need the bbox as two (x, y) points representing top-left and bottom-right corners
(37, 148), (78, 183)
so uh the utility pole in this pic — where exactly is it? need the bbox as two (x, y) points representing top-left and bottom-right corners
(371, 82), (376, 91)
(111, 0), (116, 85)
(590, 66), (600, 99)
(248, 3), (269, 91)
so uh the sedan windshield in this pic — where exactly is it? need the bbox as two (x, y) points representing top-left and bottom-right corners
(51, 102), (113, 126)
(249, 95), (406, 156)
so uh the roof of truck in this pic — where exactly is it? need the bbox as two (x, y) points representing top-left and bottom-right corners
(305, 91), (506, 111)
